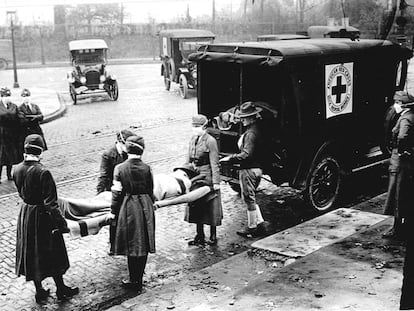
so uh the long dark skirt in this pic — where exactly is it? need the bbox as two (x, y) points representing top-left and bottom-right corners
(16, 204), (69, 281)
(114, 194), (155, 257)
(185, 180), (223, 226)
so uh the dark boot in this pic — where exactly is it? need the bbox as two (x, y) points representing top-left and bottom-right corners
(34, 281), (49, 303)
(207, 226), (217, 245)
(188, 224), (205, 246)
(53, 275), (79, 300)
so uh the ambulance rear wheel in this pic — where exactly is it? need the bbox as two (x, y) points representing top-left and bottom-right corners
(306, 156), (341, 213)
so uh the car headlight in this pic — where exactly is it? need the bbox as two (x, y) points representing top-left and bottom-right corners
(192, 71), (197, 79)
(110, 74), (116, 80)
(80, 76), (86, 84)
(100, 75), (106, 82)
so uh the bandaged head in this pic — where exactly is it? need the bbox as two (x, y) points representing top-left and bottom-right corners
(24, 134), (45, 155)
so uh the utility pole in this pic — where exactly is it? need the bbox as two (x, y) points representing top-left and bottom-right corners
(7, 11), (19, 88)
(212, 0), (216, 31)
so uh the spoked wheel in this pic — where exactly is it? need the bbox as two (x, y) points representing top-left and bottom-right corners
(108, 81), (119, 101)
(69, 85), (77, 105)
(179, 74), (189, 99)
(0, 58), (8, 70)
(307, 156), (341, 213)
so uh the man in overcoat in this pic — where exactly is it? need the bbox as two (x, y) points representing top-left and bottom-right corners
(0, 87), (22, 181)
(97, 129), (135, 254)
(18, 88), (48, 151)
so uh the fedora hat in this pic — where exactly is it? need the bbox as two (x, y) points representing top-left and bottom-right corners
(0, 87), (11, 97)
(21, 88), (31, 97)
(173, 164), (198, 179)
(236, 101), (262, 118)
(394, 90), (414, 107)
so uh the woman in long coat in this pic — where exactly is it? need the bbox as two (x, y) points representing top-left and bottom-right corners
(14, 134), (78, 303)
(18, 88), (48, 151)
(110, 135), (155, 292)
(185, 114), (222, 246)
(0, 87), (22, 181)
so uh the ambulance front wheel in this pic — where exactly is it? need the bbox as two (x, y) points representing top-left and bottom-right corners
(306, 156), (342, 213)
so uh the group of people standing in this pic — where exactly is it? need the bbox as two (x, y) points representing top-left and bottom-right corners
(13, 99), (270, 304)
(0, 87), (47, 182)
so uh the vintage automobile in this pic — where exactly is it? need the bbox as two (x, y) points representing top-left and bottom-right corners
(189, 38), (412, 212)
(67, 39), (118, 104)
(307, 25), (360, 39)
(257, 34), (310, 41)
(159, 29), (215, 99)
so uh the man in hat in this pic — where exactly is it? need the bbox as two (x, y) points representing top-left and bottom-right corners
(220, 101), (269, 238)
(13, 134), (78, 302)
(97, 129), (135, 254)
(18, 88), (48, 152)
(0, 87), (21, 182)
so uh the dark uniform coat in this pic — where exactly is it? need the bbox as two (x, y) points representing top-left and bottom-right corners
(14, 160), (69, 281)
(0, 100), (22, 165)
(384, 110), (414, 219)
(18, 102), (47, 151)
(111, 158), (155, 257)
(97, 144), (127, 194)
(185, 132), (222, 226)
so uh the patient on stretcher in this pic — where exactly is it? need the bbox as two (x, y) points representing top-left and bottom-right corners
(58, 164), (213, 238)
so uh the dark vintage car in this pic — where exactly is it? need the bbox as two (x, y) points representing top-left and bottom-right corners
(67, 39), (118, 104)
(159, 29), (215, 99)
(257, 34), (310, 41)
(189, 38), (412, 212)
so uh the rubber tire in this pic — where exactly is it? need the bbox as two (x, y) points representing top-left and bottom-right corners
(306, 156), (341, 213)
(0, 58), (7, 70)
(179, 74), (189, 99)
(109, 81), (119, 101)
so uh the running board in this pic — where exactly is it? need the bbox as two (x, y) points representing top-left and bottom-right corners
(351, 158), (389, 173)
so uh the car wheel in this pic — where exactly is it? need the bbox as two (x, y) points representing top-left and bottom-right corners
(109, 81), (119, 101)
(306, 156), (341, 213)
(179, 74), (188, 99)
(69, 85), (77, 105)
(163, 67), (171, 91)
(0, 58), (8, 70)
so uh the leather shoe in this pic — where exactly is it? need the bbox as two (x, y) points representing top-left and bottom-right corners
(188, 235), (205, 246)
(121, 279), (142, 291)
(35, 288), (50, 303)
(56, 286), (79, 300)
(237, 226), (264, 238)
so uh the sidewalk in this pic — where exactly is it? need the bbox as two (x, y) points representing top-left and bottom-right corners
(107, 201), (404, 311)
(8, 86), (66, 124)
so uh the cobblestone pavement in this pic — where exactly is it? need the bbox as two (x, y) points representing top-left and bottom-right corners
(0, 64), (389, 311)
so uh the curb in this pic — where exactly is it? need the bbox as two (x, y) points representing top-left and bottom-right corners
(41, 92), (67, 124)
(12, 58), (160, 70)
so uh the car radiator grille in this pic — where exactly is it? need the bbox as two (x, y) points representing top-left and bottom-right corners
(86, 71), (100, 86)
